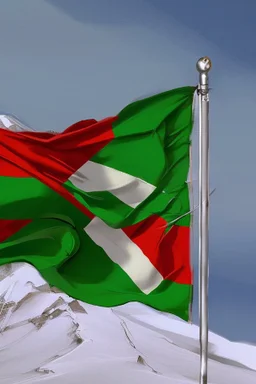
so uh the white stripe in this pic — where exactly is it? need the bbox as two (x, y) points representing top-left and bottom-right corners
(84, 217), (163, 294)
(69, 161), (155, 208)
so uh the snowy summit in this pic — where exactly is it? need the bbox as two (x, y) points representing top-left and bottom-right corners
(0, 263), (255, 384)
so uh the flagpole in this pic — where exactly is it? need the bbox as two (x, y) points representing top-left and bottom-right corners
(196, 57), (211, 384)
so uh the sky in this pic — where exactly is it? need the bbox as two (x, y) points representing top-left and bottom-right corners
(0, 0), (255, 342)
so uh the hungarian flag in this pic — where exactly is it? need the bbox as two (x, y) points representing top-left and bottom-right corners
(0, 86), (195, 321)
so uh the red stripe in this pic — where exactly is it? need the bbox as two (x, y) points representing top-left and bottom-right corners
(0, 117), (116, 181)
(0, 160), (95, 220)
(123, 216), (192, 285)
(0, 219), (31, 242)
(0, 118), (115, 220)
(0, 158), (30, 177)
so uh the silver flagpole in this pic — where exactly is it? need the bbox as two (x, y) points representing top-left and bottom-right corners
(196, 57), (211, 384)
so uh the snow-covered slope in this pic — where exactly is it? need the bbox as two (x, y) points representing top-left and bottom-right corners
(0, 263), (255, 384)
(0, 114), (34, 132)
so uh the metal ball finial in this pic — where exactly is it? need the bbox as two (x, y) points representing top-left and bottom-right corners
(196, 57), (212, 73)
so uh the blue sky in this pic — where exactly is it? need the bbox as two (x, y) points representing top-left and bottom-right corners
(0, 0), (255, 342)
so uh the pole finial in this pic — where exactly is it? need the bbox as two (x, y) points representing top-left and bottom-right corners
(196, 57), (212, 74)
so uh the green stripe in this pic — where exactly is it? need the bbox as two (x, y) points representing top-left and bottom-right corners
(0, 217), (191, 320)
(114, 86), (195, 137)
(0, 174), (190, 229)
(161, 186), (190, 228)
(0, 176), (54, 219)
(92, 87), (195, 186)
(0, 176), (90, 228)
(0, 219), (81, 268)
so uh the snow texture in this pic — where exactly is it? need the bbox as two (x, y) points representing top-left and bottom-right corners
(0, 262), (255, 384)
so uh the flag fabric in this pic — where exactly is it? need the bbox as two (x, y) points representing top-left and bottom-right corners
(0, 86), (195, 321)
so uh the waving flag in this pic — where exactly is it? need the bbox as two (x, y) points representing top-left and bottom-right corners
(0, 86), (195, 320)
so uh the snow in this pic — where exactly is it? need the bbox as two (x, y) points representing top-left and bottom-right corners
(0, 114), (35, 132)
(0, 263), (255, 384)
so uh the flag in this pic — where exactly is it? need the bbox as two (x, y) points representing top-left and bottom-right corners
(0, 86), (195, 320)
